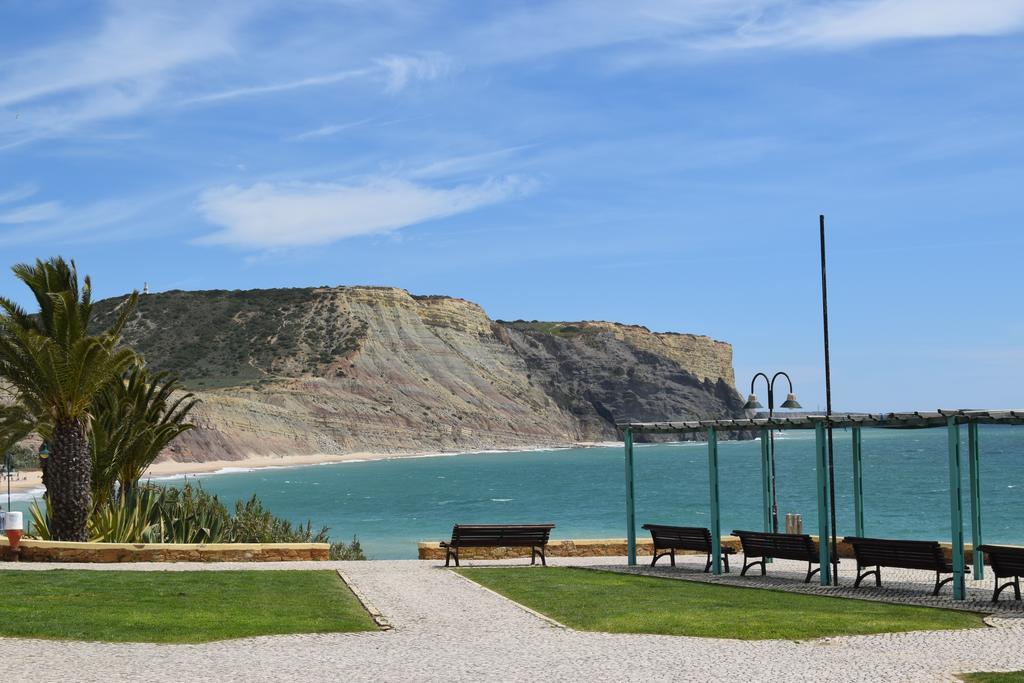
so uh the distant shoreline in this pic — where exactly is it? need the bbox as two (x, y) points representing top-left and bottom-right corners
(2, 442), (622, 499)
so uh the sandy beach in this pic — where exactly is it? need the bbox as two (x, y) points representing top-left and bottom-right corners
(2, 451), (393, 494)
(3, 443), (616, 495)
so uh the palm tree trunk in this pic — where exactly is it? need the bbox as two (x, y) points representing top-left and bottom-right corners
(47, 419), (92, 541)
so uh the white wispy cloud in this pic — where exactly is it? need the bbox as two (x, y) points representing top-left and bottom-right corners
(0, 201), (62, 224)
(0, 2), (246, 145)
(375, 52), (454, 93)
(462, 0), (1024, 66)
(181, 69), (374, 106)
(286, 118), (376, 142)
(0, 188), (194, 247)
(0, 5), (237, 108)
(195, 175), (535, 248)
(410, 146), (535, 179)
(177, 52), (452, 107)
(0, 184), (38, 205)
(700, 0), (1024, 50)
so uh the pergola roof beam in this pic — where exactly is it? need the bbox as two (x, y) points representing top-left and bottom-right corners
(618, 409), (1024, 435)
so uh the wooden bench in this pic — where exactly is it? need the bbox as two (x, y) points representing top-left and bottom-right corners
(439, 524), (555, 567)
(732, 530), (820, 582)
(843, 536), (953, 595)
(641, 524), (735, 572)
(978, 544), (1024, 603)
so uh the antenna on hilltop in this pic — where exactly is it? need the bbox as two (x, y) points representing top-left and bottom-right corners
(143, 282), (149, 295)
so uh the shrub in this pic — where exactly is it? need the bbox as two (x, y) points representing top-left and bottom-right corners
(330, 537), (366, 561)
(27, 482), (363, 557)
(228, 495), (329, 544)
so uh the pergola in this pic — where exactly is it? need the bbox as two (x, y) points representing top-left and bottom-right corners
(619, 409), (1024, 600)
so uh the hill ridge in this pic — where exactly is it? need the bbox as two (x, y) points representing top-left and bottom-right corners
(91, 286), (744, 462)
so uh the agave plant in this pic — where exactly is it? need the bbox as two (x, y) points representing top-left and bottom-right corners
(91, 366), (198, 507)
(26, 497), (52, 540)
(156, 483), (229, 543)
(0, 258), (137, 541)
(89, 487), (163, 543)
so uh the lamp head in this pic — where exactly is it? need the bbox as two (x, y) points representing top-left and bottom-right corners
(38, 442), (49, 459)
(780, 393), (802, 410)
(743, 394), (763, 411)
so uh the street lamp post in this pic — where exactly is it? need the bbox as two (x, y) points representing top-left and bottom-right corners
(4, 450), (10, 514)
(743, 371), (801, 533)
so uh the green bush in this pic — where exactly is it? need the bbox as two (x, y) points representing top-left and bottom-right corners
(229, 495), (329, 543)
(330, 537), (365, 561)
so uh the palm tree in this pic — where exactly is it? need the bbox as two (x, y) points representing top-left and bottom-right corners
(0, 258), (137, 540)
(0, 405), (33, 454)
(91, 366), (198, 506)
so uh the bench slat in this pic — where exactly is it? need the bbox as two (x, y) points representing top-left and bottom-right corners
(446, 524), (555, 548)
(732, 530), (818, 562)
(979, 544), (1024, 577)
(642, 524), (717, 552)
(843, 536), (951, 572)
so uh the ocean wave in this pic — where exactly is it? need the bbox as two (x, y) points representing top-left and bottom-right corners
(2, 486), (45, 503)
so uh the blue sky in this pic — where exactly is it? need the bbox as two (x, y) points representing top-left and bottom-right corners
(2, 1), (1023, 411)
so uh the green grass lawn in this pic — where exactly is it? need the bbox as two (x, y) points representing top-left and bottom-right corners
(0, 570), (377, 643)
(961, 674), (1024, 682)
(458, 567), (985, 640)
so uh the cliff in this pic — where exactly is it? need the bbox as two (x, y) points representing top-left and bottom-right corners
(91, 286), (745, 462)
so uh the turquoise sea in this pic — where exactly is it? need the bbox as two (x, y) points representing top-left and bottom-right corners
(8, 426), (1024, 559)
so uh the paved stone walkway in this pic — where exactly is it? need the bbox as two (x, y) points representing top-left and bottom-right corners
(1, 557), (1023, 681)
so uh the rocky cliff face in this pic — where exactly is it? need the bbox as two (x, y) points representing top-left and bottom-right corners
(92, 286), (744, 462)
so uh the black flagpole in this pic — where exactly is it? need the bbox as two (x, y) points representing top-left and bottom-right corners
(820, 214), (839, 585)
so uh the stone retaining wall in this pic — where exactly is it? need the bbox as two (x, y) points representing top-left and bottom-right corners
(418, 536), (984, 563)
(0, 538), (329, 563)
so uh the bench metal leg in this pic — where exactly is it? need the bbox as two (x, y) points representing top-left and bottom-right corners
(652, 550), (677, 567)
(740, 557), (765, 577)
(531, 546), (546, 567)
(704, 552), (731, 572)
(805, 564), (820, 583)
(992, 576), (1022, 603)
(933, 574), (953, 596)
(854, 566), (881, 589)
(445, 548), (460, 567)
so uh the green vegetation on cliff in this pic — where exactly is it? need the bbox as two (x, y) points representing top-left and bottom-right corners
(92, 288), (365, 389)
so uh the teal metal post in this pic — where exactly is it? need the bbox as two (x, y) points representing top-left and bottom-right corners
(707, 427), (722, 575)
(760, 428), (772, 533)
(852, 427), (865, 537)
(625, 428), (636, 566)
(947, 417), (966, 600)
(968, 421), (984, 580)
(814, 422), (832, 586)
